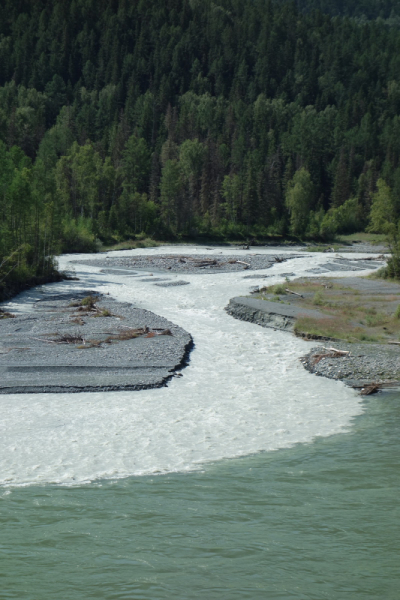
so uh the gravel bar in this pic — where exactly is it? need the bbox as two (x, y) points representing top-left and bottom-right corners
(0, 290), (193, 394)
(225, 273), (400, 393)
(73, 253), (385, 278)
(71, 253), (302, 274)
(301, 343), (400, 389)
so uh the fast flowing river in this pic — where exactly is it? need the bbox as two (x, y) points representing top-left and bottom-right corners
(1, 247), (399, 599)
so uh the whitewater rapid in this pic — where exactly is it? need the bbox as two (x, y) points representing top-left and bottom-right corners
(0, 247), (375, 487)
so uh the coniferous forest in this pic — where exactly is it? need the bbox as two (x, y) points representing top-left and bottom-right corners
(2, 0), (400, 296)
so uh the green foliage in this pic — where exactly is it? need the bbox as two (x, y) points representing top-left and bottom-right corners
(285, 168), (314, 237)
(160, 160), (182, 233)
(272, 284), (287, 295)
(319, 197), (362, 241)
(60, 217), (97, 253)
(312, 291), (326, 306)
(1, 0), (400, 296)
(122, 135), (151, 194)
(368, 179), (400, 278)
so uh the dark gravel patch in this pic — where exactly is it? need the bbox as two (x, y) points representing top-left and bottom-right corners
(0, 290), (192, 394)
(140, 278), (170, 282)
(243, 274), (274, 279)
(99, 268), (139, 276)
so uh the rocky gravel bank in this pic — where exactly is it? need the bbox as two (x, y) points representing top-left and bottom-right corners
(301, 343), (400, 391)
(0, 290), (192, 393)
(225, 297), (331, 332)
(72, 253), (300, 274)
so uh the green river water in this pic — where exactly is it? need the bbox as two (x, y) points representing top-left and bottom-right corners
(1, 391), (399, 600)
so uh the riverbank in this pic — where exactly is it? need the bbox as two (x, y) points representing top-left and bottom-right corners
(226, 274), (400, 392)
(0, 290), (192, 393)
(300, 342), (400, 392)
(0, 269), (70, 303)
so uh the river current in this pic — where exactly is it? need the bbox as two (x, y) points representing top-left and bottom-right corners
(1, 247), (398, 598)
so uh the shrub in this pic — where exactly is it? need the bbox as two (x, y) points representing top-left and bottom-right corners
(312, 291), (325, 306)
(60, 217), (97, 253)
(272, 283), (287, 295)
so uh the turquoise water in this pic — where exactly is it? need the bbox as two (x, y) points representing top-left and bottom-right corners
(1, 392), (399, 599)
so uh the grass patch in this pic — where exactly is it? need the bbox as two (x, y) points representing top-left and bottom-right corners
(294, 316), (381, 343)
(257, 276), (400, 343)
(69, 295), (99, 309)
(272, 283), (287, 295)
(93, 309), (112, 317)
(306, 244), (341, 252)
(312, 290), (327, 306)
(69, 296), (114, 317)
(267, 296), (286, 303)
(101, 238), (160, 252)
(336, 232), (387, 245)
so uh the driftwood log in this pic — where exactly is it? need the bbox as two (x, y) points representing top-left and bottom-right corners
(285, 288), (303, 298)
(311, 348), (350, 365)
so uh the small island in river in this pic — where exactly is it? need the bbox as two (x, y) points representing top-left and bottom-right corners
(0, 291), (192, 394)
(226, 273), (400, 394)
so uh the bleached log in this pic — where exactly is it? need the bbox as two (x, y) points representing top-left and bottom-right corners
(285, 288), (303, 297)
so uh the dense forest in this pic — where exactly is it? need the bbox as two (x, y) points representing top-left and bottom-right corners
(1, 0), (400, 296)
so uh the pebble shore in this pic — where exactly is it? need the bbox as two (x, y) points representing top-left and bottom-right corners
(301, 343), (400, 390)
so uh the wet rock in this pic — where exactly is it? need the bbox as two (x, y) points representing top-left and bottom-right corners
(154, 281), (190, 287)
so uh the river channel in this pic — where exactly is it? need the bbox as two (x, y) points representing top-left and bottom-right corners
(1, 247), (398, 599)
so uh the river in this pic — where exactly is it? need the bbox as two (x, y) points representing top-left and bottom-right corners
(1, 247), (398, 599)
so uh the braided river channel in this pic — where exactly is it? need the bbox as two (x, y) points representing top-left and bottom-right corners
(1, 247), (399, 599)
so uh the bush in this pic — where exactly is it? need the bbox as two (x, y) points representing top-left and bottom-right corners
(312, 291), (325, 306)
(60, 217), (97, 253)
(272, 283), (287, 295)
(319, 197), (362, 241)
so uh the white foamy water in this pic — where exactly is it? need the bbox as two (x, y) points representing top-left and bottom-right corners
(0, 247), (378, 486)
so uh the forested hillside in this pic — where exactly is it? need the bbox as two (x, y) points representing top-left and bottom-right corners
(290, 0), (400, 19)
(1, 0), (400, 295)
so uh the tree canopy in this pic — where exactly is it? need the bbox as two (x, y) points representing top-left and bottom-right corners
(1, 0), (400, 295)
